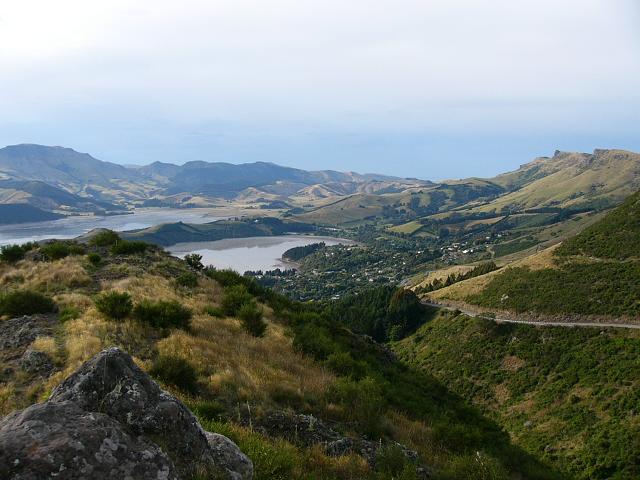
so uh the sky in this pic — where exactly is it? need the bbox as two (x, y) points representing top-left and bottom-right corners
(0, 0), (638, 180)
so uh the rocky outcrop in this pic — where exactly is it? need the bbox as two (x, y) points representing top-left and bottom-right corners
(256, 410), (429, 476)
(19, 348), (54, 375)
(0, 401), (176, 479)
(205, 432), (254, 480)
(0, 315), (56, 351)
(0, 347), (253, 480)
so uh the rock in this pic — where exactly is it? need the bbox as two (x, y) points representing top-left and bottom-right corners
(205, 432), (253, 480)
(19, 348), (54, 375)
(257, 410), (340, 446)
(0, 400), (177, 480)
(0, 347), (253, 480)
(0, 315), (56, 351)
(48, 347), (231, 478)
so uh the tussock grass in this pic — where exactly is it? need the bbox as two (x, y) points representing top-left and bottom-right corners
(0, 257), (91, 293)
(158, 315), (335, 408)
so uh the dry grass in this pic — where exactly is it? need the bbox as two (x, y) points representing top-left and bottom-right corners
(158, 314), (335, 407)
(0, 257), (91, 293)
(429, 244), (560, 301)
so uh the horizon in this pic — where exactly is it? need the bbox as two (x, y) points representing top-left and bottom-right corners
(3, 141), (633, 183)
(1, 1), (639, 179)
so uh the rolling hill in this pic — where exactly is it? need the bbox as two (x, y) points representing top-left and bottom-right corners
(420, 190), (640, 320)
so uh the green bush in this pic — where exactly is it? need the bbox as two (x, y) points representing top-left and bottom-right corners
(110, 240), (149, 255)
(329, 377), (386, 437)
(89, 230), (121, 247)
(95, 291), (133, 320)
(443, 452), (509, 480)
(132, 299), (192, 329)
(0, 243), (36, 263)
(221, 285), (254, 316)
(326, 351), (366, 378)
(238, 302), (267, 337)
(41, 241), (85, 260)
(375, 444), (418, 479)
(175, 272), (198, 288)
(149, 354), (198, 394)
(0, 290), (56, 317)
(59, 306), (81, 323)
(86, 252), (102, 266)
(184, 253), (204, 271)
(204, 305), (225, 318)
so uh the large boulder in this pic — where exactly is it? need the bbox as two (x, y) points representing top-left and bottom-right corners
(0, 400), (176, 480)
(0, 347), (253, 480)
(205, 432), (254, 480)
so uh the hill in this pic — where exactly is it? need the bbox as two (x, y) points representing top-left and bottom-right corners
(420, 190), (640, 319)
(0, 144), (428, 220)
(395, 311), (640, 480)
(0, 204), (63, 225)
(0, 233), (560, 479)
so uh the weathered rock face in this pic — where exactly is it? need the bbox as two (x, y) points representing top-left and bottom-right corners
(0, 347), (253, 480)
(256, 410), (428, 476)
(49, 347), (212, 477)
(0, 401), (177, 480)
(0, 315), (56, 351)
(205, 432), (254, 480)
(19, 348), (54, 376)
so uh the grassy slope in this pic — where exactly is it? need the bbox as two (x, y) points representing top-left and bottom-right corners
(395, 312), (640, 480)
(0, 244), (558, 479)
(425, 191), (640, 319)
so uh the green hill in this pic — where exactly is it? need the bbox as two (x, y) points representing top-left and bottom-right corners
(556, 190), (640, 259)
(428, 190), (640, 318)
(395, 312), (640, 480)
(0, 234), (560, 479)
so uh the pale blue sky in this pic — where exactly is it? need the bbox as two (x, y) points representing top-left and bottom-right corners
(0, 0), (638, 180)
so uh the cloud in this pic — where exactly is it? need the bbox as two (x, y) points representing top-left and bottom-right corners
(0, 0), (638, 176)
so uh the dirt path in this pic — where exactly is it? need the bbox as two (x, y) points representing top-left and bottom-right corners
(423, 301), (640, 330)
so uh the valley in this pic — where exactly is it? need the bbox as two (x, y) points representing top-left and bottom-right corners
(0, 144), (639, 479)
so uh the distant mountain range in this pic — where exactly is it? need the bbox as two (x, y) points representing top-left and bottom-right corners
(0, 143), (638, 226)
(0, 144), (428, 223)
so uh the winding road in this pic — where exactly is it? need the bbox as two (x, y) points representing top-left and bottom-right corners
(423, 301), (640, 330)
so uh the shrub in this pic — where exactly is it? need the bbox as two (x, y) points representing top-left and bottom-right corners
(95, 291), (133, 320)
(326, 351), (366, 378)
(221, 285), (253, 316)
(375, 444), (418, 479)
(329, 377), (386, 437)
(0, 243), (35, 263)
(175, 272), (198, 288)
(238, 302), (267, 337)
(41, 241), (85, 260)
(204, 305), (225, 318)
(89, 230), (121, 247)
(132, 300), (192, 329)
(110, 240), (149, 255)
(292, 323), (338, 360)
(192, 400), (225, 420)
(149, 355), (198, 394)
(86, 253), (102, 266)
(0, 290), (56, 317)
(59, 306), (81, 323)
(184, 253), (204, 271)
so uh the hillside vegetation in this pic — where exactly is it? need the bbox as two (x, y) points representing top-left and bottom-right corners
(0, 232), (559, 479)
(426, 190), (640, 319)
(395, 312), (640, 480)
